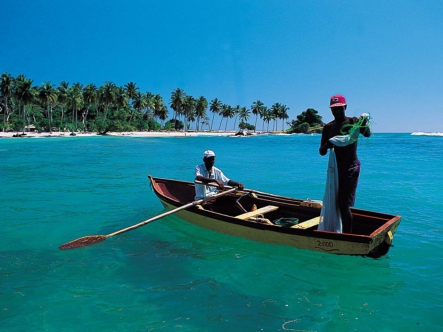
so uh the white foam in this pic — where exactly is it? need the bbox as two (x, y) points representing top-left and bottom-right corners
(411, 132), (443, 137)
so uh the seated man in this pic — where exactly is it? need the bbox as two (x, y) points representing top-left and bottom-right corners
(195, 150), (244, 200)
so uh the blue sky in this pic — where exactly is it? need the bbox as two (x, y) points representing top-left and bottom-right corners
(2, 0), (443, 132)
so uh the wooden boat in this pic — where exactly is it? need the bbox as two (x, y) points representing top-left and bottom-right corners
(148, 176), (401, 258)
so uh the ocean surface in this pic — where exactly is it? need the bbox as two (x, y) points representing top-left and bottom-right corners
(1, 133), (442, 331)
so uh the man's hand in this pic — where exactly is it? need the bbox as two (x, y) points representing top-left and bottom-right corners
(215, 179), (225, 190)
(228, 180), (244, 190)
(359, 113), (370, 126)
(319, 141), (334, 155)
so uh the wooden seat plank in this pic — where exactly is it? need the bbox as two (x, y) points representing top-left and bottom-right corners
(236, 205), (279, 220)
(291, 216), (321, 229)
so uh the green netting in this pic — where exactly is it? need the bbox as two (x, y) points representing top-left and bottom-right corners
(330, 113), (372, 147)
(340, 113), (372, 138)
(273, 217), (299, 227)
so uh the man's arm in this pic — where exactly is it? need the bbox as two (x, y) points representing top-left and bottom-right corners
(359, 116), (371, 137)
(195, 174), (224, 188)
(228, 180), (244, 190)
(195, 165), (222, 186)
(216, 169), (244, 190)
(319, 125), (333, 156)
(195, 165), (226, 189)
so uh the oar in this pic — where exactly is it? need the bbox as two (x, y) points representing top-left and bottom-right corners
(59, 187), (237, 250)
(195, 180), (296, 201)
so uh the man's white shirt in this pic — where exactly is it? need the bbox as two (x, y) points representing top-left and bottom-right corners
(195, 164), (230, 200)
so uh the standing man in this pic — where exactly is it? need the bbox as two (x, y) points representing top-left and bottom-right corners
(319, 94), (371, 233)
(195, 150), (244, 200)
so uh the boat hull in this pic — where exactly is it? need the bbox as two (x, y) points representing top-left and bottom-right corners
(150, 176), (401, 257)
(158, 198), (397, 257)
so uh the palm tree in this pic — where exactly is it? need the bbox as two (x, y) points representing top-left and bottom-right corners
(116, 86), (129, 109)
(157, 105), (169, 128)
(209, 98), (222, 131)
(170, 88), (185, 129)
(1, 72), (13, 132)
(195, 96), (208, 132)
(125, 82), (138, 123)
(99, 82), (117, 124)
(222, 104), (234, 132)
(263, 108), (274, 132)
(232, 105), (241, 131)
(83, 83), (98, 132)
(115, 86), (129, 126)
(125, 82), (138, 104)
(38, 82), (58, 133)
(14, 76), (35, 133)
(270, 103), (282, 132)
(186, 108), (196, 128)
(13, 74), (26, 119)
(251, 100), (264, 132)
(238, 107), (250, 126)
(143, 92), (154, 121)
(279, 104), (289, 131)
(261, 106), (269, 132)
(153, 94), (164, 126)
(201, 116), (210, 131)
(218, 104), (225, 131)
(67, 83), (83, 133)
(182, 95), (195, 131)
(57, 81), (69, 130)
(132, 92), (146, 123)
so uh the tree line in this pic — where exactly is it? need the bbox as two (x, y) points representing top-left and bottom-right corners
(0, 72), (323, 134)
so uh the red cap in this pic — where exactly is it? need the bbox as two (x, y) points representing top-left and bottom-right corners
(329, 94), (346, 108)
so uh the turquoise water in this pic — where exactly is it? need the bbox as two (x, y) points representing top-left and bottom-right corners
(1, 133), (442, 331)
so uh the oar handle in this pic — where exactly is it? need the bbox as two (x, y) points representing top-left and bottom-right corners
(195, 179), (237, 190)
(194, 180), (302, 202)
(195, 180), (259, 196)
(107, 187), (237, 237)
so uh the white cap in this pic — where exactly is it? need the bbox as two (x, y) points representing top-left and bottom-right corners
(203, 150), (215, 158)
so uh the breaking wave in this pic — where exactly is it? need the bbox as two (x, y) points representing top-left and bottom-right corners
(411, 132), (443, 137)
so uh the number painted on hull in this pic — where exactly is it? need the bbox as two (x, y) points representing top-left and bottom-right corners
(316, 240), (334, 248)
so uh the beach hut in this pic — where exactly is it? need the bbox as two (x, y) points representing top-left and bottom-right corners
(25, 125), (36, 132)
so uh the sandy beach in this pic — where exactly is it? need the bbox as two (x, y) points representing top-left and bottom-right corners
(0, 131), (237, 139)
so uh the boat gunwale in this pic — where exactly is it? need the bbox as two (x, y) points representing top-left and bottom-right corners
(148, 176), (401, 244)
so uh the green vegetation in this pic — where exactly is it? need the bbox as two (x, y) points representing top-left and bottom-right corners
(1, 72), (324, 134)
(286, 108), (323, 134)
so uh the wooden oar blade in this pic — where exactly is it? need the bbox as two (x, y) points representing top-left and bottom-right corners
(59, 235), (106, 250)
(59, 186), (237, 250)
